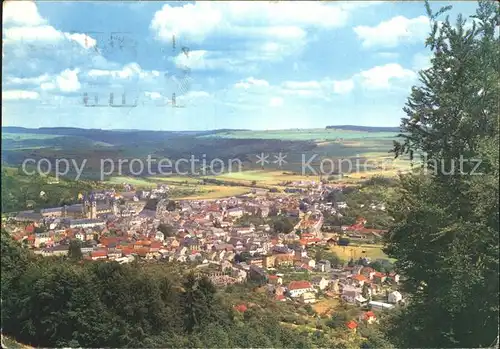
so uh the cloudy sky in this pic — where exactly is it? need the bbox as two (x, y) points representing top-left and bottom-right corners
(2, 1), (477, 131)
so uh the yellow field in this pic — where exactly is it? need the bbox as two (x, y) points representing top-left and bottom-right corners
(330, 244), (389, 261)
(174, 185), (250, 200)
(203, 170), (314, 186)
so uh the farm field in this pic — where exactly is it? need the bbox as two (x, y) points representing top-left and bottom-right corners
(330, 244), (389, 262)
(202, 170), (313, 186)
(201, 129), (397, 141)
(149, 176), (202, 184)
(2, 133), (63, 140)
(108, 176), (157, 188)
(175, 185), (250, 200)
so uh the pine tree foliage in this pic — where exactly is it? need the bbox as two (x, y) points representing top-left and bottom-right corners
(385, 1), (499, 347)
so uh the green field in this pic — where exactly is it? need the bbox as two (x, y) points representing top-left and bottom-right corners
(330, 244), (391, 262)
(201, 129), (397, 141)
(2, 133), (63, 140)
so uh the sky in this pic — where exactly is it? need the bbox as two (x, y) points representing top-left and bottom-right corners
(2, 0), (479, 131)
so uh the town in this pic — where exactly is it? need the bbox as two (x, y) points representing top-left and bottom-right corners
(3, 178), (404, 333)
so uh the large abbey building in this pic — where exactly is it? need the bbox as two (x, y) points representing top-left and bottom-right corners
(39, 193), (118, 219)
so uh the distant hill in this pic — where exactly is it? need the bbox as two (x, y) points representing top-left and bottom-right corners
(325, 125), (401, 132)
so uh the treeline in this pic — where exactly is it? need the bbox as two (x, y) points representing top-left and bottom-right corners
(1, 167), (119, 213)
(1, 231), (373, 348)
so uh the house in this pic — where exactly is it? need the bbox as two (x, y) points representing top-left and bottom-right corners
(91, 250), (108, 260)
(341, 286), (367, 305)
(360, 266), (376, 279)
(227, 208), (244, 218)
(234, 304), (248, 313)
(316, 259), (331, 272)
(372, 272), (387, 284)
(155, 231), (165, 241)
(51, 244), (70, 256)
(388, 291), (403, 304)
(268, 275), (283, 285)
(287, 281), (315, 298)
(351, 274), (369, 287)
(360, 311), (377, 325)
(75, 231), (86, 241)
(346, 320), (358, 332)
(311, 276), (329, 291)
(69, 219), (106, 229)
(387, 272), (400, 284)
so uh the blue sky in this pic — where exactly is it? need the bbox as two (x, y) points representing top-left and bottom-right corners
(2, 1), (478, 131)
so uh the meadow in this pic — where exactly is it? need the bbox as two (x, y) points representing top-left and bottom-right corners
(329, 244), (391, 262)
(201, 128), (397, 141)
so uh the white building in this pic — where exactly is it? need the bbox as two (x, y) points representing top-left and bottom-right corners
(388, 291), (403, 304)
(287, 281), (315, 298)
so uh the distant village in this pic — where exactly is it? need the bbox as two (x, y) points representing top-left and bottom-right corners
(3, 179), (404, 327)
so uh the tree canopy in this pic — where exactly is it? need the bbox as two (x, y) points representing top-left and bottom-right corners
(384, 1), (499, 347)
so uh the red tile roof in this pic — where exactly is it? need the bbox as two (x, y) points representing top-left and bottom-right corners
(364, 311), (376, 320)
(234, 304), (247, 312)
(346, 320), (358, 329)
(288, 281), (312, 290)
(91, 250), (107, 258)
(352, 274), (368, 282)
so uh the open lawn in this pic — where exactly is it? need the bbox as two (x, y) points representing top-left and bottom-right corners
(149, 176), (201, 184)
(174, 185), (250, 200)
(312, 298), (340, 316)
(108, 176), (156, 188)
(201, 128), (397, 141)
(330, 244), (389, 262)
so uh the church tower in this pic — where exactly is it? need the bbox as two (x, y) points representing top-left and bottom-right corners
(83, 195), (89, 218)
(90, 194), (97, 219)
(112, 200), (119, 216)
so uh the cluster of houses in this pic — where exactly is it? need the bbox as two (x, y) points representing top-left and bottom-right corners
(5, 181), (402, 316)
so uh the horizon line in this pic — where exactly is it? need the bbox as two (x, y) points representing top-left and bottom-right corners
(1, 124), (401, 132)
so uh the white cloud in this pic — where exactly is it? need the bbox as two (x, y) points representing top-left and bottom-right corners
(6, 74), (51, 85)
(332, 79), (354, 94)
(55, 69), (81, 92)
(151, 2), (363, 43)
(39, 69), (81, 93)
(358, 63), (416, 89)
(234, 77), (270, 89)
(173, 50), (254, 72)
(3, 90), (40, 100)
(87, 63), (160, 80)
(144, 91), (163, 100)
(282, 81), (321, 90)
(354, 15), (430, 48)
(2, 1), (45, 26)
(269, 97), (283, 107)
(152, 1), (381, 68)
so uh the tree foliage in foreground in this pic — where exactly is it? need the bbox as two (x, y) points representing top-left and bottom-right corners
(385, 1), (499, 347)
(2, 230), (377, 348)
